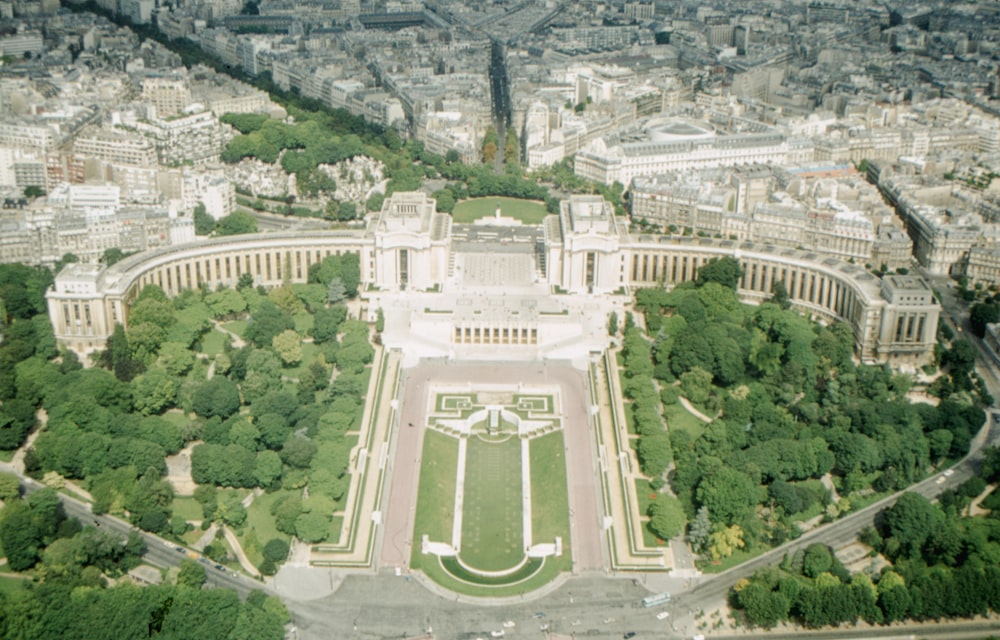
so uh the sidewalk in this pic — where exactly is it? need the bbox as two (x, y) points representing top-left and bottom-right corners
(678, 396), (714, 423)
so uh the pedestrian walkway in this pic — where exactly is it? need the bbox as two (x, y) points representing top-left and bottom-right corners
(311, 346), (401, 567)
(223, 525), (261, 577)
(591, 352), (674, 571)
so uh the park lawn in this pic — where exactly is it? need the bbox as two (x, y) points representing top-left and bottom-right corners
(294, 312), (314, 334)
(171, 496), (203, 522)
(529, 432), (571, 570)
(451, 197), (548, 224)
(328, 515), (344, 545)
(419, 554), (562, 597)
(169, 303), (213, 342)
(187, 357), (211, 383)
(698, 546), (766, 574)
(161, 410), (193, 430)
(244, 490), (292, 551)
(181, 528), (206, 547)
(635, 479), (656, 518)
(460, 435), (523, 572)
(0, 575), (28, 595)
(623, 400), (636, 435)
(199, 329), (229, 357)
(0, 449), (14, 462)
(222, 320), (248, 338)
(662, 402), (708, 440)
(411, 430), (459, 569)
(285, 343), (321, 380)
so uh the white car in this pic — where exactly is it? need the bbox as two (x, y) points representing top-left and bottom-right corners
(502, 621), (516, 628)
(490, 631), (505, 638)
(656, 611), (670, 620)
(943, 469), (955, 477)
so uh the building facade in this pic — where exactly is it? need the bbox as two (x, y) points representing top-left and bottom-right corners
(47, 193), (938, 367)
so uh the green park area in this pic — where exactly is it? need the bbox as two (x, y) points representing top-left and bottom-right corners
(0, 254), (373, 590)
(610, 258), (1000, 629)
(451, 197), (549, 224)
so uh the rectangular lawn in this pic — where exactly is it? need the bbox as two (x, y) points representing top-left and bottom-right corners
(199, 329), (228, 356)
(460, 436), (523, 571)
(451, 197), (548, 224)
(411, 430), (459, 562)
(529, 432), (571, 570)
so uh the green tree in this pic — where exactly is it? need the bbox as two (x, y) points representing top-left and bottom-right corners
(366, 192), (384, 212)
(802, 543), (834, 578)
(433, 189), (455, 213)
(193, 204), (215, 235)
(648, 495), (686, 541)
(131, 367), (179, 415)
(969, 302), (1000, 337)
(737, 581), (791, 628)
(308, 253), (360, 298)
(157, 342), (195, 376)
(177, 558), (207, 588)
(0, 472), (20, 501)
(688, 505), (712, 553)
(294, 510), (330, 543)
(504, 127), (519, 163)
(637, 432), (673, 477)
(271, 494), (303, 535)
(216, 211), (258, 236)
(271, 330), (302, 365)
(206, 288), (248, 319)
(769, 280), (792, 309)
(242, 349), (283, 402)
(680, 366), (714, 405)
(245, 301), (294, 347)
(696, 257), (743, 290)
(254, 450), (283, 487)
(337, 201), (357, 221)
(280, 437), (317, 469)
(483, 141), (497, 164)
(697, 467), (763, 526)
(881, 492), (942, 559)
(101, 247), (131, 266)
(0, 501), (42, 570)
(262, 538), (289, 563)
(192, 377), (241, 419)
(217, 491), (248, 526)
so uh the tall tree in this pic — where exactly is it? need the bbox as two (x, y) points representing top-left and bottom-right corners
(696, 257), (743, 290)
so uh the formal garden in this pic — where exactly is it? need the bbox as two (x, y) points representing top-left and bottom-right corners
(410, 390), (572, 596)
